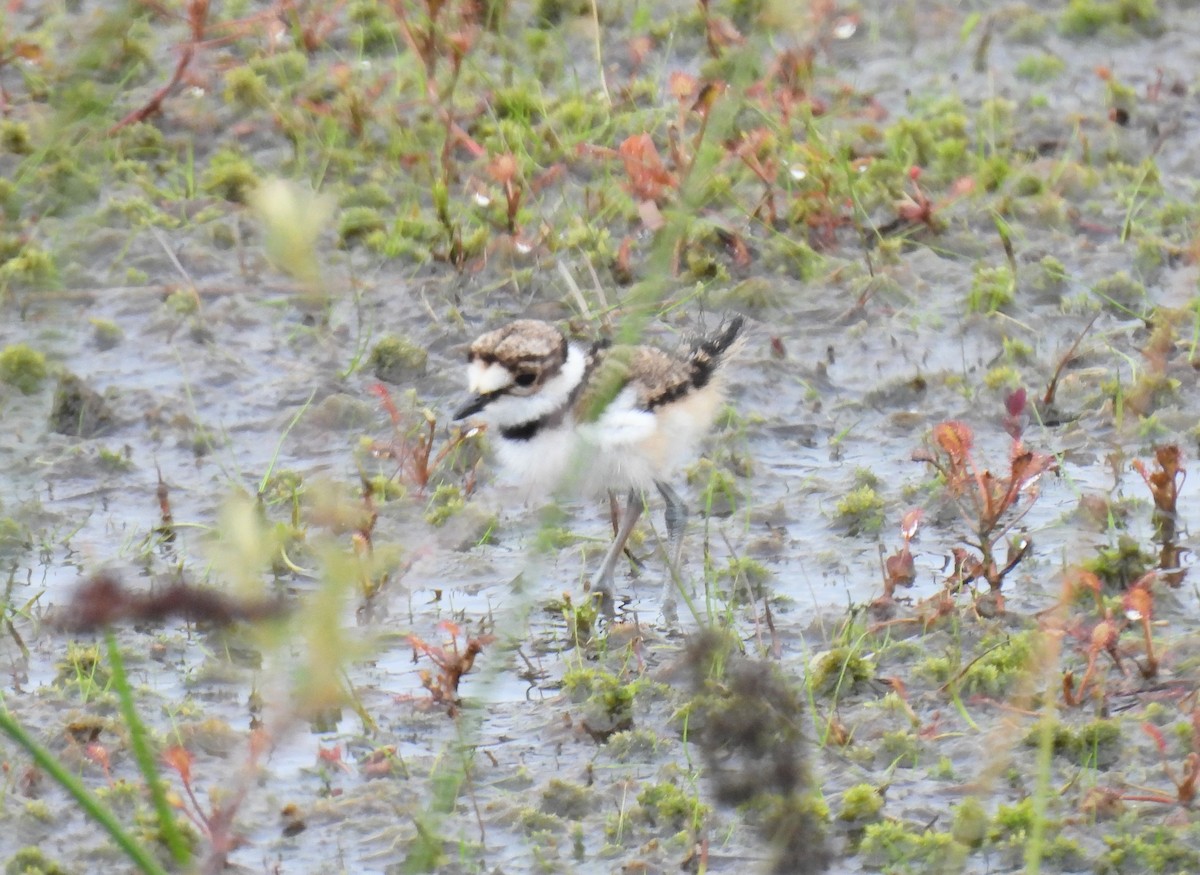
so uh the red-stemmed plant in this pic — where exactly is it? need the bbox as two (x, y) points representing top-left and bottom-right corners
(913, 420), (1056, 612)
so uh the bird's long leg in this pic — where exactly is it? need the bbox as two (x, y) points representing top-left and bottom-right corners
(652, 480), (688, 627)
(591, 488), (645, 611)
(655, 480), (688, 566)
(608, 489), (643, 571)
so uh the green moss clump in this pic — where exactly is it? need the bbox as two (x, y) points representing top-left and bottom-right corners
(1002, 337), (1034, 363)
(839, 784), (884, 822)
(340, 183), (393, 211)
(0, 120), (33, 155)
(859, 820), (967, 870)
(548, 95), (609, 135)
(352, 19), (395, 53)
(201, 149), (259, 203)
(339, 206), (387, 246)
(349, 0), (396, 53)
(1014, 52), (1066, 83)
(961, 632), (1033, 697)
(5, 845), (71, 874)
(492, 86), (545, 121)
(249, 49), (309, 84)
(559, 216), (613, 259)
(0, 344), (48, 394)
(90, 318), (123, 350)
(992, 797), (1037, 837)
(539, 778), (592, 819)
(1027, 718), (1123, 768)
(683, 243), (730, 283)
(1092, 270), (1146, 312)
(1012, 173), (1044, 197)
(1084, 534), (1153, 589)
(1074, 718), (1123, 768)
(0, 517), (29, 557)
(951, 797), (988, 847)
(517, 806), (562, 835)
(929, 756), (956, 781)
(0, 178), (18, 220)
(533, 0), (589, 26)
(879, 729), (920, 764)
(914, 653), (953, 685)
(884, 99), (968, 175)
(0, 244), (57, 287)
(368, 335), (428, 383)
(983, 365), (1021, 391)
(1059, 0), (1163, 38)
(968, 265), (1015, 314)
(686, 457), (739, 516)
(223, 66), (271, 109)
(424, 484), (464, 526)
(1101, 824), (1200, 871)
(604, 728), (660, 761)
(809, 645), (875, 696)
(1043, 834), (1087, 868)
(1029, 255), (1068, 296)
(365, 473), (406, 502)
(98, 447), (132, 472)
(164, 288), (200, 317)
(1006, 9), (1052, 41)
(21, 800), (54, 823)
(834, 484), (885, 536)
(976, 155), (1011, 192)
(636, 782), (709, 831)
(851, 467), (880, 490)
(724, 0), (767, 27)
(1134, 237), (1166, 276)
(563, 667), (633, 705)
(562, 667), (638, 738)
(720, 556), (771, 589)
(55, 641), (110, 688)
(116, 121), (167, 161)
(1169, 720), (1195, 754)
(533, 523), (579, 552)
(550, 591), (601, 646)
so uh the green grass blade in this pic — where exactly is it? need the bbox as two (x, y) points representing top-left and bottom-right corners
(107, 631), (191, 866)
(0, 699), (169, 875)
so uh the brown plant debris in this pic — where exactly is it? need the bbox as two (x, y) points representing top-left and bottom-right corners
(53, 573), (289, 632)
(686, 630), (829, 874)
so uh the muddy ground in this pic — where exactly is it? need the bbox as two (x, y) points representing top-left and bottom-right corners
(2, 0), (1200, 873)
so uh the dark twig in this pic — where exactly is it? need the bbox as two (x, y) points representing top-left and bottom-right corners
(1042, 312), (1100, 409)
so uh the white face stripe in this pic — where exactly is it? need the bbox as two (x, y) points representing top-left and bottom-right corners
(469, 344), (586, 429)
(467, 360), (515, 395)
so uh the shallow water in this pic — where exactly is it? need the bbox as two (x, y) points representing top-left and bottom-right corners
(4, 0), (1200, 872)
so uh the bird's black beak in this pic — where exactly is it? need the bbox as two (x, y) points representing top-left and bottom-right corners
(453, 393), (491, 421)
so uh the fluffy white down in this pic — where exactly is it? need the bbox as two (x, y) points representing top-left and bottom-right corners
(478, 341), (727, 499)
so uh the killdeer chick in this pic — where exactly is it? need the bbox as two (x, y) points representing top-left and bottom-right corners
(453, 315), (744, 605)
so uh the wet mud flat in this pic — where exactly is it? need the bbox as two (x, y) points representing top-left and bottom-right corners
(2, 0), (1200, 873)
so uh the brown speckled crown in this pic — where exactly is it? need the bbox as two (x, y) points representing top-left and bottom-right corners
(468, 320), (567, 375)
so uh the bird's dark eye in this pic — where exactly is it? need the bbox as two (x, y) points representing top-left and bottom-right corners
(515, 372), (537, 387)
